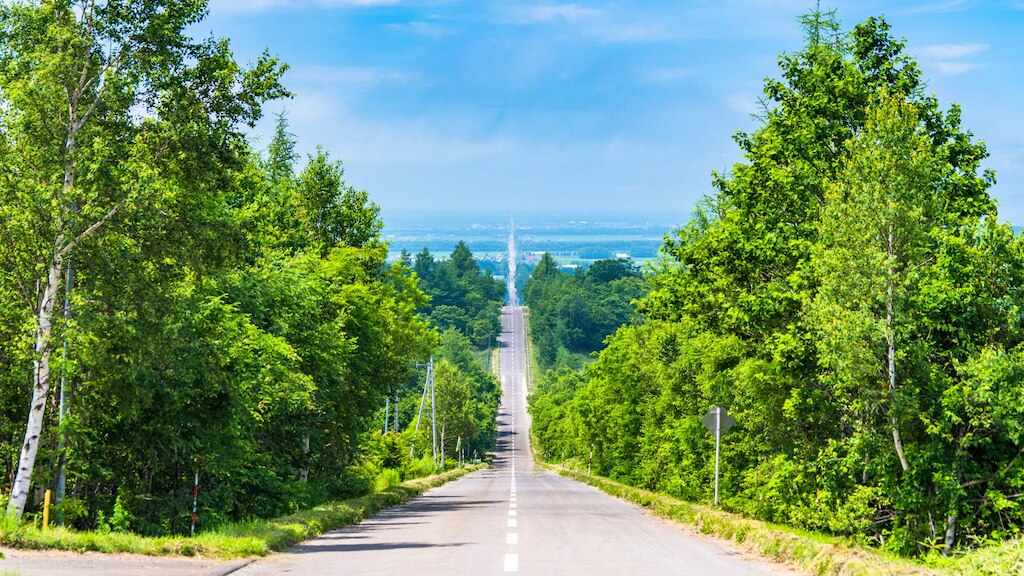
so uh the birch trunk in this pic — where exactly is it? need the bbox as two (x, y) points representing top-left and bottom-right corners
(299, 435), (310, 483)
(440, 424), (446, 467)
(887, 228), (910, 473)
(944, 513), (957, 554)
(7, 253), (66, 517)
(6, 103), (80, 518)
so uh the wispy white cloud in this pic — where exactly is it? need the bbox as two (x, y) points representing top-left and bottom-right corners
(989, 144), (1024, 172)
(386, 20), (454, 37)
(288, 65), (416, 87)
(639, 67), (693, 83)
(209, 0), (286, 12)
(508, 5), (680, 44)
(281, 90), (347, 126)
(582, 21), (676, 44)
(508, 4), (603, 24)
(272, 98), (515, 167)
(336, 0), (400, 5)
(932, 61), (983, 75)
(898, 0), (974, 15)
(914, 42), (988, 76)
(501, 1), (799, 45)
(916, 43), (988, 59)
(725, 92), (759, 117)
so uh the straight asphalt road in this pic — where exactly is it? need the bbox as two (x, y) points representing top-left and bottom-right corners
(233, 228), (791, 576)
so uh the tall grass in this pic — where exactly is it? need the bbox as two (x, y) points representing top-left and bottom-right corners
(944, 537), (1024, 575)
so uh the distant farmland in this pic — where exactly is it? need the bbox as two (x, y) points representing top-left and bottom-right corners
(383, 211), (683, 270)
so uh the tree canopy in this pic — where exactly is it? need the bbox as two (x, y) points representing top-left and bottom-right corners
(0, 1), (495, 534)
(523, 254), (647, 368)
(415, 242), (505, 349)
(528, 10), (1024, 556)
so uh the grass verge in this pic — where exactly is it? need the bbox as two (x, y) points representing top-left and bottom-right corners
(943, 537), (1024, 575)
(545, 463), (940, 576)
(547, 463), (1024, 575)
(0, 464), (485, 559)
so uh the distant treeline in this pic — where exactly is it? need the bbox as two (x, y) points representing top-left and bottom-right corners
(523, 255), (647, 368)
(387, 239), (665, 261)
(407, 243), (505, 350)
(521, 241), (662, 260)
(528, 10), (1024, 558)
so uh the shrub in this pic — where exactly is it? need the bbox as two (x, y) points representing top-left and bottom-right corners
(373, 469), (401, 492)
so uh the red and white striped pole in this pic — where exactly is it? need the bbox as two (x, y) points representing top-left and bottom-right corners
(190, 457), (199, 537)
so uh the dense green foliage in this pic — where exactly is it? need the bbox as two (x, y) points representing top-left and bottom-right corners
(529, 11), (1024, 557)
(413, 243), (505, 348)
(402, 243), (504, 463)
(0, 0), (497, 537)
(523, 254), (647, 369)
(430, 330), (500, 462)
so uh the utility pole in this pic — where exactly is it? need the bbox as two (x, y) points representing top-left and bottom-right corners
(410, 357), (433, 459)
(430, 355), (437, 469)
(190, 457), (200, 537)
(383, 396), (390, 433)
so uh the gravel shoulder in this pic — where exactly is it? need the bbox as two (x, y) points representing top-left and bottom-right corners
(0, 547), (252, 576)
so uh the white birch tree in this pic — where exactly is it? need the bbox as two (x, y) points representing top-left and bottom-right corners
(812, 95), (941, 474)
(0, 0), (286, 518)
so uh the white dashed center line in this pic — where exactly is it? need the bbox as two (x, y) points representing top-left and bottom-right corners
(507, 532), (518, 544)
(504, 552), (518, 572)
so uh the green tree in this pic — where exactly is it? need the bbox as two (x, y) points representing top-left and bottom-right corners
(266, 111), (298, 186)
(433, 359), (473, 463)
(814, 97), (1024, 552)
(813, 97), (940, 475)
(417, 245), (505, 348)
(436, 329), (500, 455)
(0, 0), (286, 518)
(527, 9), (1023, 555)
(414, 248), (435, 284)
(524, 255), (646, 364)
(297, 149), (382, 253)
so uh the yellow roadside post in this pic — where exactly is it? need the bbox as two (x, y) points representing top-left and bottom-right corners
(43, 489), (52, 529)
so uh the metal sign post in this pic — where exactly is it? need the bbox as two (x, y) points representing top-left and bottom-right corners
(191, 457), (200, 537)
(701, 406), (736, 506)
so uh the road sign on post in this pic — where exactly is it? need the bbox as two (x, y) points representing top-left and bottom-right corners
(701, 406), (736, 506)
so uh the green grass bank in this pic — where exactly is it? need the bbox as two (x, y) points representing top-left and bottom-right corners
(0, 464), (485, 559)
(545, 464), (1023, 576)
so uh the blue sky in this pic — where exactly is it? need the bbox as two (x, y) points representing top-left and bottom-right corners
(201, 1), (1024, 224)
